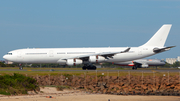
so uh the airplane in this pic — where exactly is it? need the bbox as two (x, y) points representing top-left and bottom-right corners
(113, 59), (166, 69)
(3, 24), (175, 70)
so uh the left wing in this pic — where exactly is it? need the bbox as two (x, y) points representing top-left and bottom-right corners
(133, 61), (142, 65)
(61, 47), (130, 60)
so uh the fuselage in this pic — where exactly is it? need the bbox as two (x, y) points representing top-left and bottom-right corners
(3, 46), (156, 64)
(114, 59), (165, 66)
(3, 24), (173, 68)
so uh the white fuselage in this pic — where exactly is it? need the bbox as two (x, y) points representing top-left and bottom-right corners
(3, 46), (155, 64)
(3, 24), (173, 67)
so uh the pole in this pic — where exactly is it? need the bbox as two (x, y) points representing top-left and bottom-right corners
(118, 71), (119, 84)
(107, 70), (109, 84)
(128, 71), (130, 83)
(168, 71), (169, 84)
(61, 74), (63, 86)
(179, 71), (180, 84)
(153, 71), (155, 86)
(96, 70), (97, 84)
(49, 74), (50, 86)
(142, 71), (143, 84)
(37, 74), (38, 80)
(84, 72), (86, 88)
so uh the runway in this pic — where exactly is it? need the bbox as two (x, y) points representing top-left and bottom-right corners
(1, 69), (180, 72)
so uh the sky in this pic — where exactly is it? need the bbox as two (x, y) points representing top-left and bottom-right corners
(0, 0), (180, 60)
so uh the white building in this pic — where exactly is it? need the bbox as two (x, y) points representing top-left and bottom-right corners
(166, 58), (177, 64)
(177, 56), (180, 62)
(166, 56), (180, 64)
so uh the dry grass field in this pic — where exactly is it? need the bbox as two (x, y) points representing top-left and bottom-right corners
(0, 67), (179, 77)
(0, 87), (180, 101)
(1, 68), (180, 101)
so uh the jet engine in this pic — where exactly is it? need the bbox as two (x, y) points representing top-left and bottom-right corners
(89, 55), (106, 63)
(141, 64), (149, 68)
(66, 59), (83, 66)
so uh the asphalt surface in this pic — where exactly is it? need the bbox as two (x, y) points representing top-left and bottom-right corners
(1, 69), (180, 72)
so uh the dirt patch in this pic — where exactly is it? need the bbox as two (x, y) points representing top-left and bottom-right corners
(0, 87), (180, 101)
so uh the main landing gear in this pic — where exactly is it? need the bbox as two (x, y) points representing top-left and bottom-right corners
(19, 63), (23, 70)
(132, 65), (137, 70)
(82, 65), (97, 70)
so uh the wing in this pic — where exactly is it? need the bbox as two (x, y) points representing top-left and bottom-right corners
(61, 47), (131, 60)
(98, 47), (130, 59)
(133, 61), (142, 65)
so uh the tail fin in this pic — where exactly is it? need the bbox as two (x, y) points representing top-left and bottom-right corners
(141, 24), (172, 47)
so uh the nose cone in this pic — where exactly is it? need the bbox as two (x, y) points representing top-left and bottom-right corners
(3, 55), (8, 60)
(3, 55), (7, 60)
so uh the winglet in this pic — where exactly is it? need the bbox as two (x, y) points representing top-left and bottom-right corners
(121, 47), (131, 53)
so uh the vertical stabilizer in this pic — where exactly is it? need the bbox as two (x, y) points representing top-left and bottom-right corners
(141, 24), (172, 47)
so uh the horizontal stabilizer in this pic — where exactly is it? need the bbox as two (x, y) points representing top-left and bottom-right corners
(153, 46), (175, 53)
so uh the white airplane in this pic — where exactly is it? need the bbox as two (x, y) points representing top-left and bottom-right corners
(3, 24), (175, 70)
(113, 59), (166, 70)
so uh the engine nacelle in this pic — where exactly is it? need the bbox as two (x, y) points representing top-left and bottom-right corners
(66, 59), (83, 66)
(141, 64), (149, 68)
(89, 55), (106, 63)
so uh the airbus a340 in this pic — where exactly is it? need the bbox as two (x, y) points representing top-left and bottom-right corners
(114, 59), (165, 70)
(3, 24), (174, 70)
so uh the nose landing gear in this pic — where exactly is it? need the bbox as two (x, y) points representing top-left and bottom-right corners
(19, 63), (23, 70)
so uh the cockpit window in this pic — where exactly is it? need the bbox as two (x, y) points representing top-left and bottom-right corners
(6, 53), (12, 55)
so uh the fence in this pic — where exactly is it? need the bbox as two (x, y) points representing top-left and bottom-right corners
(33, 71), (180, 95)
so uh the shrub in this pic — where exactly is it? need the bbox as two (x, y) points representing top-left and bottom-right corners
(0, 73), (39, 95)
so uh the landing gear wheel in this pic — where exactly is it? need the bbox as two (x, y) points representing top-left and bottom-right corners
(82, 66), (87, 70)
(92, 66), (97, 70)
(82, 65), (97, 70)
(19, 63), (23, 70)
(19, 66), (23, 70)
(132, 66), (134, 70)
(87, 66), (97, 70)
(134, 66), (137, 70)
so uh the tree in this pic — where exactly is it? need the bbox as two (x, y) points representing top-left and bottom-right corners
(172, 61), (180, 67)
(0, 62), (6, 67)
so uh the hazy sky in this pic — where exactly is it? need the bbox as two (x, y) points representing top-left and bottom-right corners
(0, 0), (180, 60)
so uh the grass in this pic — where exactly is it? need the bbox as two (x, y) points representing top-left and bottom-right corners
(0, 66), (175, 69)
(0, 67), (179, 77)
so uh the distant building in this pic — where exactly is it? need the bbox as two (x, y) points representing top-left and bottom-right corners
(177, 56), (180, 62)
(166, 58), (177, 64)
